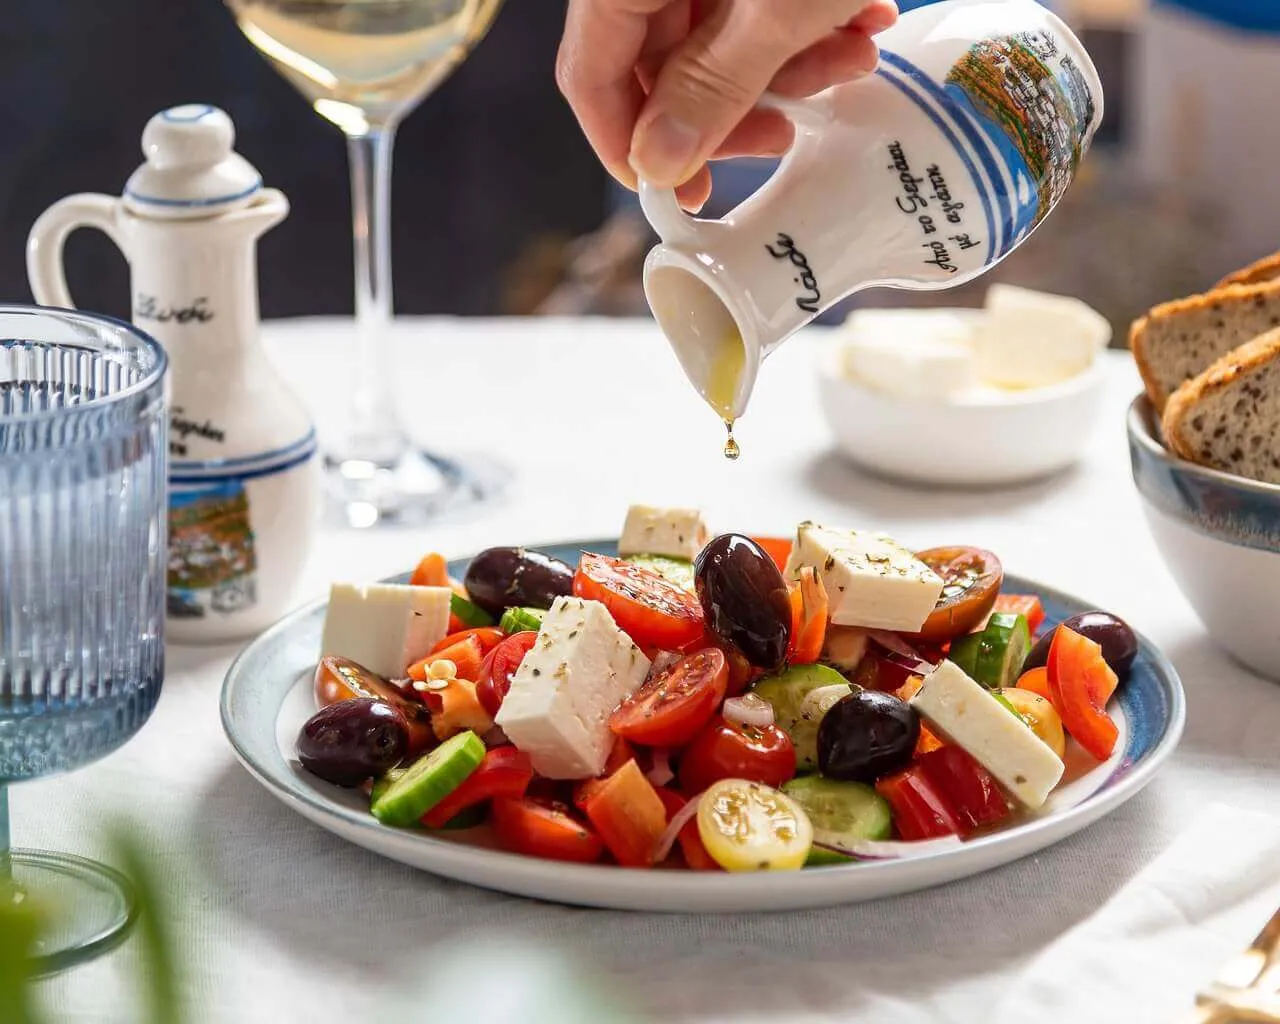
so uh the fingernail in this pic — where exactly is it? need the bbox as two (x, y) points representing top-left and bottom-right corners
(630, 114), (701, 187)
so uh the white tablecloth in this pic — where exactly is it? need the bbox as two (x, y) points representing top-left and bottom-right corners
(24, 316), (1280, 1023)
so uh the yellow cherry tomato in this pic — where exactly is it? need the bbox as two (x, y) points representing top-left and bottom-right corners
(998, 688), (1067, 759)
(696, 779), (813, 872)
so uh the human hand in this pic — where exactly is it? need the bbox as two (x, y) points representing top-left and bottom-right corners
(556, 0), (899, 210)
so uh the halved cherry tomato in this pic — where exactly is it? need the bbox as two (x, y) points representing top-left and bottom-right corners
(476, 631), (538, 717)
(750, 536), (793, 573)
(609, 649), (727, 747)
(573, 553), (703, 650)
(876, 766), (963, 840)
(1047, 626), (1119, 761)
(429, 627), (505, 657)
(655, 788), (721, 871)
(907, 547), (1004, 644)
(312, 656), (435, 756)
(916, 746), (1010, 835)
(408, 634), (485, 683)
(579, 759), (668, 867)
(679, 633), (757, 696)
(409, 552), (449, 588)
(786, 566), (829, 665)
(491, 797), (604, 863)
(993, 594), (1045, 634)
(421, 747), (533, 828)
(677, 715), (796, 794)
(1016, 666), (1055, 705)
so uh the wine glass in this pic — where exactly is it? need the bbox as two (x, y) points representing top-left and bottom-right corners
(1, 306), (168, 972)
(225, 0), (506, 528)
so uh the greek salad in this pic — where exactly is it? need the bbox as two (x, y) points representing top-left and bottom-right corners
(296, 507), (1138, 872)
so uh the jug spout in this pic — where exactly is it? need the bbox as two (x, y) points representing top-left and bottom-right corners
(643, 244), (763, 424)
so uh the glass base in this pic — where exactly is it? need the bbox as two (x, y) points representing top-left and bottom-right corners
(7, 850), (137, 976)
(323, 446), (507, 529)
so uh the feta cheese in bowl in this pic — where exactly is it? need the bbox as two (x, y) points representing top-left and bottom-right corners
(819, 287), (1109, 487)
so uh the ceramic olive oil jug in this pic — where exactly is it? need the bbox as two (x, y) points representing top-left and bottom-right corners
(28, 104), (319, 644)
(640, 0), (1104, 425)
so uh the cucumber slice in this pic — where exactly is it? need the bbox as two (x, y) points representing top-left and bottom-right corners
(623, 554), (696, 592)
(782, 775), (892, 858)
(369, 767), (407, 806)
(370, 731), (486, 827)
(450, 593), (496, 628)
(751, 664), (853, 772)
(948, 612), (1030, 690)
(499, 606), (545, 634)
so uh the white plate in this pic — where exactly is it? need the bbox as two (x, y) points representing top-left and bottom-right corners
(221, 540), (1185, 913)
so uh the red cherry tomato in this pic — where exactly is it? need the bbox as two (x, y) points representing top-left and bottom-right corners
(906, 547), (1004, 644)
(476, 631), (538, 717)
(678, 633), (757, 696)
(609, 649), (728, 747)
(1047, 625), (1119, 761)
(420, 746), (533, 829)
(677, 715), (796, 794)
(490, 797), (604, 863)
(573, 553), (704, 650)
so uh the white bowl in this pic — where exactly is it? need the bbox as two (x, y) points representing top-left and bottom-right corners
(818, 349), (1106, 487)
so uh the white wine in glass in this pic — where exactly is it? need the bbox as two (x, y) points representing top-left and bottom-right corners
(226, 0), (505, 527)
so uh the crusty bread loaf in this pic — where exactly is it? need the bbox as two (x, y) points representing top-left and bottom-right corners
(1218, 251), (1280, 289)
(1129, 281), (1280, 411)
(1162, 329), (1280, 485)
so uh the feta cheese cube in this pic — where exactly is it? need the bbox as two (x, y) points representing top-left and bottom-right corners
(617, 505), (710, 562)
(840, 309), (979, 398)
(495, 596), (651, 779)
(784, 522), (943, 632)
(974, 284), (1110, 390)
(910, 660), (1065, 809)
(320, 583), (451, 680)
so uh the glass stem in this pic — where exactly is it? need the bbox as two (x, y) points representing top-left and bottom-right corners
(338, 125), (408, 468)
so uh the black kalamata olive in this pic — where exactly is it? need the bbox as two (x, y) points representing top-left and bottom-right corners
(297, 698), (408, 787)
(1022, 611), (1138, 681)
(694, 534), (792, 671)
(817, 690), (919, 783)
(463, 546), (574, 617)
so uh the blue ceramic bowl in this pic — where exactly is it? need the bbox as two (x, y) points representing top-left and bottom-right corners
(1128, 394), (1280, 680)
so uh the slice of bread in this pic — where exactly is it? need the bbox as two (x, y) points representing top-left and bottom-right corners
(1129, 281), (1280, 411)
(1162, 329), (1280, 485)
(1218, 250), (1280, 289)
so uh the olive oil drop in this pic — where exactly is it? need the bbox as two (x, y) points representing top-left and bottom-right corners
(706, 329), (745, 460)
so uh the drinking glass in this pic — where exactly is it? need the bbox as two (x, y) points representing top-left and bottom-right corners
(1, 306), (168, 973)
(225, 0), (506, 527)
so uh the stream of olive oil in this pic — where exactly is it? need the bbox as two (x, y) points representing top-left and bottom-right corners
(706, 330), (745, 460)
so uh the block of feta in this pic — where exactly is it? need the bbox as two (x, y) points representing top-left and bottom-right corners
(617, 505), (710, 562)
(319, 583), (451, 680)
(910, 660), (1065, 809)
(784, 522), (943, 632)
(839, 309), (979, 399)
(495, 596), (651, 779)
(974, 284), (1111, 390)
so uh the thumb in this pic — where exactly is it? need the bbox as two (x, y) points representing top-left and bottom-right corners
(629, 10), (793, 188)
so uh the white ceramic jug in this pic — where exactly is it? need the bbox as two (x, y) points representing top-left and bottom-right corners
(640, 0), (1105, 421)
(27, 104), (319, 644)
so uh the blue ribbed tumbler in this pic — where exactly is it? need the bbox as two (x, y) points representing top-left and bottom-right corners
(0, 305), (167, 973)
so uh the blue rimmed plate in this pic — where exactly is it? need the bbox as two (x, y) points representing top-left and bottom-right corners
(221, 540), (1185, 913)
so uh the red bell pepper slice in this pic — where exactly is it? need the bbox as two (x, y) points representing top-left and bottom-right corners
(1047, 626), (1119, 761)
(916, 746), (1011, 835)
(421, 746), (533, 828)
(876, 766), (964, 841)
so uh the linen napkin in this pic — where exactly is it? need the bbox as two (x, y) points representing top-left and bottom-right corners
(995, 804), (1280, 1024)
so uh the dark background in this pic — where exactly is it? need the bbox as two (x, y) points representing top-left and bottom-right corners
(1, 0), (609, 321)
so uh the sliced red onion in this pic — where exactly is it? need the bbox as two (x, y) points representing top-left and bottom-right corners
(652, 790), (704, 863)
(813, 835), (963, 861)
(647, 651), (681, 680)
(723, 694), (776, 729)
(646, 747), (675, 787)
(866, 630), (936, 674)
(482, 725), (510, 748)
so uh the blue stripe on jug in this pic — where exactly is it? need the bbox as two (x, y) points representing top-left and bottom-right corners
(170, 428), (316, 485)
(875, 62), (1002, 264)
(880, 50), (1038, 259)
